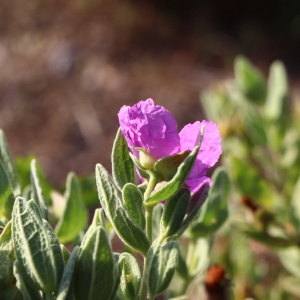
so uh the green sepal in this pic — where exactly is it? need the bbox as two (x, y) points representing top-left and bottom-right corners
(0, 130), (21, 197)
(154, 150), (191, 180)
(13, 260), (42, 300)
(30, 159), (49, 221)
(144, 126), (204, 206)
(0, 220), (14, 293)
(122, 183), (145, 230)
(0, 159), (15, 221)
(112, 128), (135, 191)
(264, 60), (288, 121)
(57, 246), (80, 300)
(0, 286), (23, 300)
(96, 164), (150, 256)
(159, 189), (190, 242)
(169, 182), (210, 241)
(60, 245), (71, 266)
(146, 242), (179, 300)
(12, 197), (57, 292)
(55, 172), (88, 244)
(234, 55), (267, 103)
(190, 168), (230, 238)
(128, 152), (150, 180)
(42, 219), (64, 287)
(119, 253), (141, 300)
(74, 226), (115, 300)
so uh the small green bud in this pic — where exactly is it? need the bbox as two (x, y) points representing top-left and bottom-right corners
(133, 148), (157, 169)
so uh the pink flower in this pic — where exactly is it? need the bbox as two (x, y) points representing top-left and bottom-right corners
(118, 99), (222, 194)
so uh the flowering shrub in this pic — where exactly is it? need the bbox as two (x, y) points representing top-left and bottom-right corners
(0, 99), (229, 300)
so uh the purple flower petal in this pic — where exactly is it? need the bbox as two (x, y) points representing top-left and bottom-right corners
(179, 120), (222, 180)
(118, 99), (180, 160)
(186, 176), (212, 194)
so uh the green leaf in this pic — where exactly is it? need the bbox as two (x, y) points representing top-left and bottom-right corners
(278, 247), (300, 278)
(154, 150), (191, 180)
(30, 159), (48, 220)
(0, 286), (23, 300)
(264, 61), (288, 121)
(42, 219), (64, 287)
(159, 189), (190, 242)
(190, 168), (230, 237)
(27, 199), (42, 222)
(12, 197), (58, 292)
(79, 175), (99, 207)
(176, 246), (189, 280)
(112, 128), (135, 191)
(74, 226), (115, 300)
(13, 261), (42, 300)
(234, 55), (267, 103)
(152, 204), (163, 241)
(108, 254), (121, 300)
(16, 156), (52, 205)
(55, 172), (88, 244)
(60, 245), (70, 266)
(290, 174), (300, 231)
(96, 164), (150, 256)
(169, 182), (210, 242)
(145, 127), (204, 206)
(80, 208), (106, 250)
(157, 242), (179, 294)
(242, 230), (294, 249)
(0, 159), (14, 221)
(0, 220), (14, 293)
(146, 242), (179, 300)
(119, 253), (141, 300)
(122, 183), (145, 230)
(229, 156), (272, 207)
(57, 246), (80, 300)
(0, 130), (21, 197)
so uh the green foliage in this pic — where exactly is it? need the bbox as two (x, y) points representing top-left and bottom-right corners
(55, 172), (88, 244)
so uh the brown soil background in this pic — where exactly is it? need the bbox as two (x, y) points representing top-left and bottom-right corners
(1, 0), (300, 187)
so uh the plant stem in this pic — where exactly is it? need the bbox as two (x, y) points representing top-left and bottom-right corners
(140, 170), (158, 300)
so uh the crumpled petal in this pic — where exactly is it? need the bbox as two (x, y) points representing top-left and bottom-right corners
(118, 98), (180, 160)
(179, 120), (222, 180)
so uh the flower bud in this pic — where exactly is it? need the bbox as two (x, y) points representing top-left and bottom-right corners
(134, 148), (157, 169)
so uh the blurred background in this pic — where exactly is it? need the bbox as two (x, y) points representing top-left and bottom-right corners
(2, 0), (300, 186)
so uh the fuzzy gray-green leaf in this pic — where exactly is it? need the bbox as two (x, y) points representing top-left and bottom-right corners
(43, 219), (64, 287)
(55, 172), (88, 244)
(0, 220), (14, 293)
(157, 242), (179, 294)
(112, 128), (135, 191)
(119, 253), (141, 300)
(0, 286), (23, 300)
(13, 261), (42, 300)
(74, 226), (115, 300)
(30, 159), (48, 221)
(160, 189), (190, 241)
(0, 130), (21, 197)
(57, 246), (80, 300)
(122, 183), (145, 230)
(190, 168), (230, 238)
(12, 197), (57, 292)
(96, 164), (150, 256)
(0, 159), (15, 221)
(145, 127), (204, 206)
